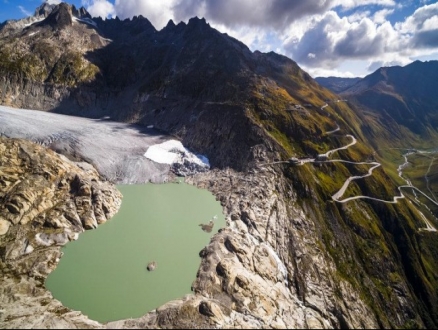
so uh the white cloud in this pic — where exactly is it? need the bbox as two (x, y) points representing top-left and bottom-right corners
(422, 15), (438, 31)
(45, 0), (62, 5)
(304, 66), (358, 78)
(373, 8), (394, 24)
(282, 2), (438, 75)
(396, 2), (438, 32)
(172, 0), (336, 31)
(82, 0), (115, 19)
(332, 0), (395, 10)
(347, 10), (371, 23)
(396, 3), (438, 49)
(113, 0), (176, 29)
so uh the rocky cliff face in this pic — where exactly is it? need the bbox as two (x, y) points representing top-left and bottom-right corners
(1, 2), (438, 329)
(0, 137), (121, 328)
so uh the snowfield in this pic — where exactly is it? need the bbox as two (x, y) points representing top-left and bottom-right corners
(0, 105), (209, 184)
(144, 140), (183, 165)
(144, 140), (210, 177)
(144, 139), (210, 166)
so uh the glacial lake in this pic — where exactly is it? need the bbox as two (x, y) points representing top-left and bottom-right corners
(45, 182), (225, 323)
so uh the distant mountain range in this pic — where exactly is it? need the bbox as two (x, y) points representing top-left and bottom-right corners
(343, 61), (438, 135)
(317, 61), (438, 146)
(314, 76), (361, 93)
(1, 2), (438, 329)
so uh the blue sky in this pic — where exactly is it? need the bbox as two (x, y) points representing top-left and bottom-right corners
(2, 0), (438, 78)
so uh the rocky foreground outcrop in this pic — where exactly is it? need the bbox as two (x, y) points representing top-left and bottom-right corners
(0, 137), (121, 328)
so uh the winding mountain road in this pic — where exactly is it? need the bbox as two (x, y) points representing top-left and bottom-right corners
(319, 103), (437, 231)
(266, 101), (437, 232)
(319, 134), (357, 159)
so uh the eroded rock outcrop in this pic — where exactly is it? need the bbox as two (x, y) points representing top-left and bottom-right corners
(0, 137), (121, 329)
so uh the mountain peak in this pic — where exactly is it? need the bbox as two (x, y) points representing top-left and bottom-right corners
(166, 19), (176, 28)
(72, 6), (92, 20)
(34, 1), (58, 18)
(37, 2), (73, 30)
(188, 16), (208, 27)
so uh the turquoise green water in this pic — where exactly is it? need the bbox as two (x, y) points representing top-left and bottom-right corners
(45, 182), (225, 323)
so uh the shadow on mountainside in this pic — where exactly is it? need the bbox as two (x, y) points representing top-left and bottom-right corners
(48, 15), (268, 171)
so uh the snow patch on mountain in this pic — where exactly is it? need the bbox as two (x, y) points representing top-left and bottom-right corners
(144, 140), (210, 176)
(72, 16), (97, 27)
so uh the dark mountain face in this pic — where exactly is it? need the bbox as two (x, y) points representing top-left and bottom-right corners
(1, 2), (438, 329)
(0, 6), (343, 170)
(36, 2), (73, 30)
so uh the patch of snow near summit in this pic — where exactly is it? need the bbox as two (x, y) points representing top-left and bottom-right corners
(73, 16), (97, 27)
(24, 17), (44, 27)
(144, 140), (210, 167)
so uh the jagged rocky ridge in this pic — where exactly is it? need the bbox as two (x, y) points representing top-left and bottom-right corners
(1, 2), (438, 329)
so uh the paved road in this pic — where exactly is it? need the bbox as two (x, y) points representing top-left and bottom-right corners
(319, 103), (437, 231)
(268, 101), (438, 232)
